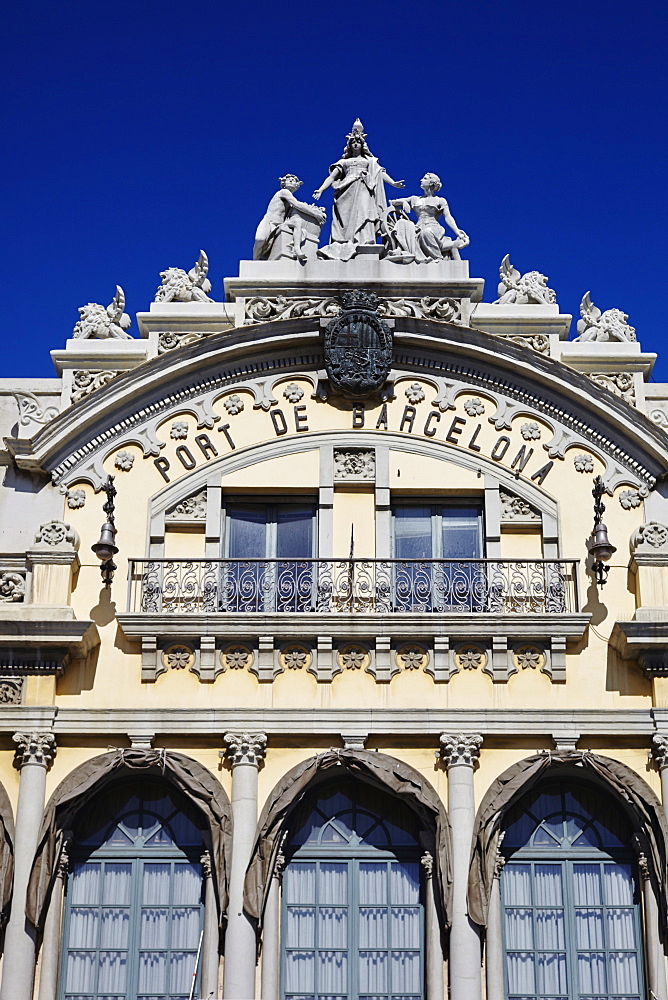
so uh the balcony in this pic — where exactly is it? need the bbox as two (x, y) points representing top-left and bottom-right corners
(127, 558), (580, 615)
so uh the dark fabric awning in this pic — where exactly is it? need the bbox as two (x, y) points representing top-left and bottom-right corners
(26, 749), (232, 929)
(0, 782), (14, 925)
(468, 750), (668, 928)
(244, 748), (452, 929)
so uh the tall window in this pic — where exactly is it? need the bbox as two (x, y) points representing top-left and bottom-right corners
(392, 503), (483, 610)
(60, 782), (206, 1000)
(500, 780), (645, 1000)
(281, 780), (424, 1000)
(223, 501), (316, 611)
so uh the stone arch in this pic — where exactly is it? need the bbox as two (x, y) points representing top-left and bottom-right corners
(244, 748), (451, 929)
(26, 749), (232, 929)
(468, 751), (668, 928)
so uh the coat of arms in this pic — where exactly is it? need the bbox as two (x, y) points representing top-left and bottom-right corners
(323, 290), (393, 397)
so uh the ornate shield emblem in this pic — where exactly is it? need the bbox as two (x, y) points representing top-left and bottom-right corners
(323, 291), (393, 397)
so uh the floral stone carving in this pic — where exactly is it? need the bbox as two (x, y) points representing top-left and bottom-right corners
(494, 255), (557, 305)
(223, 394), (244, 415)
(162, 645), (194, 670)
(72, 286), (132, 340)
(590, 372), (636, 405)
(619, 485), (649, 510)
(114, 450), (135, 471)
(575, 292), (636, 343)
(34, 520), (78, 547)
(456, 646), (485, 670)
(281, 645), (311, 669)
(66, 488), (86, 509)
(397, 646), (427, 670)
(520, 422), (541, 440)
(222, 646), (252, 670)
(515, 645), (544, 670)
(223, 731), (267, 767)
(283, 383), (304, 402)
(12, 390), (59, 427)
(154, 251), (213, 303)
(334, 449), (376, 480)
(439, 732), (483, 767)
(630, 522), (668, 550)
(13, 732), (56, 768)
(338, 645), (368, 670)
(158, 331), (205, 354)
(0, 679), (23, 704)
(573, 454), (594, 473)
(500, 489), (540, 521)
(166, 489), (207, 521)
(71, 370), (121, 404)
(170, 421), (189, 440)
(405, 383), (425, 404)
(464, 397), (485, 416)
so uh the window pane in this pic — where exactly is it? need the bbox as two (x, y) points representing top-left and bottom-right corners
(390, 862), (419, 904)
(507, 952), (535, 994)
(573, 865), (601, 906)
(98, 952), (128, 993)
(603, 863), (634, 906)
(608, 952), (639, 993)
(142, 863), (172, 905)
(285, 862), (316, 903)
(173, 863), (202, 905)
(138, 952), (167, 994)
(276, 507), (313, 558)
(391, 908), (420, 949)
(393, 508), (433, 559)
(319, 907), (347, 949)
(320, 863), (347, 904)
(69, 908), (99, 949)
(100, 909), (130, 948)
(504, 864), (532, 906)
(534, 865), (563, 906)
(102, 863), (132, 905)
(359, 908), (387, 948)
(577, 952), (606, 993)
(318, 951), (347, 993)
(391, 950), (421, 993)
(70, 863), (101, 905)
(359, 951), (386, 993)
(359, 863), (386, 905)
(228, 506), (267, 557)
(575, 909), (603, 950)
(65, 951), (96, 994)
(285, 952), (314, 993)
(440, 507), (481, 558)
(505, 909), (533, 949)
(285, 906), (315, 948)
(537, 952), (567, 994)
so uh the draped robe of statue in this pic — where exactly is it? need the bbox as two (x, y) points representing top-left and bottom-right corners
(319, 155), (388, 260)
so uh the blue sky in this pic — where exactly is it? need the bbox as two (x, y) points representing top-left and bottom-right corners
(3, 0), (667, 379)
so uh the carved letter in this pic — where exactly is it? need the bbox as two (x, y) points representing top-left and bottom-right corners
(195, 434), (218, 460)
(376, 404), (388, 430)
(491, 436), (511, 461)
(176, 445), (197, 470)
(352, 406), (365, 428)
(424, 411), (441, 437)
(446, 416), (466, 444)
(154, 457), (171, 482)
(294, 405), (309, 432)
(511, 446), (534, 472)
(218, 423), (236, 450)
(400, 405), (416, 433)
(271, 409), (288, 436)
(468, 423), (482, 452)
(531, 461), (554, 485)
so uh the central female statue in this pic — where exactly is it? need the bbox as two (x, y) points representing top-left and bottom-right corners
(313, 119), (404, 260)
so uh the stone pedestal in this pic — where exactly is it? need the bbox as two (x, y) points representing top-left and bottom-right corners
(222, 732), (267, 1000)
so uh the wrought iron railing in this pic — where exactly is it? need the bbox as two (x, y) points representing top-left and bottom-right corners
(127, 558), (579, 614)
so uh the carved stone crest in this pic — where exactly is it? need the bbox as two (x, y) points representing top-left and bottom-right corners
(323, 291), (392, 398)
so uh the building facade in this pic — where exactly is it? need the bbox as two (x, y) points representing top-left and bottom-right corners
(2, 123), (668, 1000)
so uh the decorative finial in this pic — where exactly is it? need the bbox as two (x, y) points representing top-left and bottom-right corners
(346, 118), (366, 140)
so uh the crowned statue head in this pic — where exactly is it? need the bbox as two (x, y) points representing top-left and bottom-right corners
(342, 118), (373, 159)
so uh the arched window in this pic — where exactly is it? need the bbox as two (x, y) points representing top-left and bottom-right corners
(59, 781), (206, 1000)
(500, 780), (645, 1000)
(281, 780), (424, 1000)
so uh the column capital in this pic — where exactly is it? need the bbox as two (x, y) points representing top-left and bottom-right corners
(439, 732), (483, 768)
(652, 734), (668, 770)
(13, 731), (56, 769)
(223, 731), (267, 767)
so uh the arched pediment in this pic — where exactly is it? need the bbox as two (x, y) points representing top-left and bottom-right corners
(6, 318), (667, 495)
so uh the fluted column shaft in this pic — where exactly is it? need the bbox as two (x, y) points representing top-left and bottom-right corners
(439, 733), (482, 1000)
(222, 732), (267, 1000)
(0, 732), (56, 1000)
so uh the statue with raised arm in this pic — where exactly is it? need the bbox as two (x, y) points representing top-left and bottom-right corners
(387, 173), (469, 263)
(313, 119), (405, 261)
(254, 175), (326, 262)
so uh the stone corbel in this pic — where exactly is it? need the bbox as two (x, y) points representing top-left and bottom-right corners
(424, 636), (454, 682)
(141, 636), (161, 682)
(248, 636), (281, 682)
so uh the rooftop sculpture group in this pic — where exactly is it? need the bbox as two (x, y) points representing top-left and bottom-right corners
(254, 119), (469, 264)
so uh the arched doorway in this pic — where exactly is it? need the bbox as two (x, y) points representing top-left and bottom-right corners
(59, 779), (207, 1000)
(281, 779), (425, 1000)
(500, 778), (645, 1000)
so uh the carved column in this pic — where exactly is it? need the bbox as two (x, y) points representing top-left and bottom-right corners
(222, 732), (267, 1000)
(439, 733), (483, 1000)
(484, 843), (506, 1000)
(421, 851), (444, 1000)
(652, 735), (668, 824)
(1, 732), (56, 1000)
(37, 847), (69, 1000)
(260, 849), (284, 1000)
(200, 851), (220, 1000)
(638, 850), (668, 1000)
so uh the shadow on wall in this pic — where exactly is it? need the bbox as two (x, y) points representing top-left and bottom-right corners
(605, 644), (650, 697)
(57, 641), (99, 695)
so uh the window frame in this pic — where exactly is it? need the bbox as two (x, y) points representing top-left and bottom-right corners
(223, 497), (318, 560)
(390, 499), (484, 561)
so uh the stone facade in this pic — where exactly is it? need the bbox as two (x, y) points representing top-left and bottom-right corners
(1, 127), (668, 1000)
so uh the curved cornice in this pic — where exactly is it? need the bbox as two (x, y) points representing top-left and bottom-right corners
(7, 318), (668, 484)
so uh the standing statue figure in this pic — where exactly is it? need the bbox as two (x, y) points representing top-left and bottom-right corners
(254, 175), (326, 263)
(313, 119), (405, 261)
(387, 173), (469, 263)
